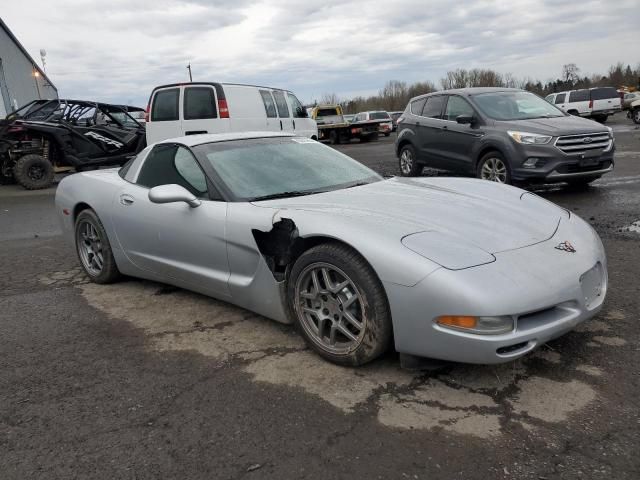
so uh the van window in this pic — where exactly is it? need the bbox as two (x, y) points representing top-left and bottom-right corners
(591, 87), (619, 100)
(184, 87), (217, 120)
(545, 94), (554, 102)
(410, 98), (426, 115)
(569, 90), (589, 102)
(151, 88), (179, 122)
(272, 91), (290, 118)
(421, 96), (446, 118)
(259, 90), (277, 118)
(287, 93), (307, 118)
(554, 93), (566, 104)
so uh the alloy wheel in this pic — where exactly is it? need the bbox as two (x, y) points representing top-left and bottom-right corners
(294, 262), (366, 354)
(77, 220), (104, 276)
(400, 149), (413, 175)
(480, 157), (508, 183)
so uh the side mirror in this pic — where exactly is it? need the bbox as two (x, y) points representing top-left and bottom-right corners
(149, 184), (201, 208)
(456, 114), (475, 125)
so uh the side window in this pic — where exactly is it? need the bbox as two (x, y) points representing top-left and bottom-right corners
(443, 96), (475, 121)
(259, 90), (277, 118)
(151, 88), (179, 122)
(272, 90), (290, 118)
(569, 89), (589, 103)
(554, 93), (566, 104)
(184, 87), (217, 120)
(410, 98), (426, 115)
(287, 93), (308, 118)
(421, 96), (446, 119)
(545, 94), (554, 103)
(136, 144), (208, 198)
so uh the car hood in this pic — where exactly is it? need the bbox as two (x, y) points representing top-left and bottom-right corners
(499, 115), (608, 135)
(254, 177), (563, 254)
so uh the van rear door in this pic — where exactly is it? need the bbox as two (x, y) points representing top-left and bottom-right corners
(147, 87), (181, 144)
(591, 87), (621, 114)
(182, 85), (227, 136)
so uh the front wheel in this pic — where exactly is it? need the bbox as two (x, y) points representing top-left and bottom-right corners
(398, 144), (422, 177)
(288, 243), (392, 366)
(477, 151), (511, 184)
(75, 209), (121, 284)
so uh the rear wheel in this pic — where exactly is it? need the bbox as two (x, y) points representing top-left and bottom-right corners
(13, 154), (54, 190)
(593, 114), (608, 123)
(477, 151), (511, 184)
(75, 209), (121, 284)
(633, 108), (640, 125)
(288, 243), (392, 366)
(329, 130), (340, 145)
(398, 144), (422, 177)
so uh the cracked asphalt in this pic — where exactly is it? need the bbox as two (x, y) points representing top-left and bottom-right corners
(1, 115), (639, 479)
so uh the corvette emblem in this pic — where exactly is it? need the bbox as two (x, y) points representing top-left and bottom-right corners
(555, 241), (576, 253)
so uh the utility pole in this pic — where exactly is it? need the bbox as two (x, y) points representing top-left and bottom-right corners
(187, 64), (193, 82)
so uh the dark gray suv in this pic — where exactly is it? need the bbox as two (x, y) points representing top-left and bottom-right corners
(395, 88), (614, 186)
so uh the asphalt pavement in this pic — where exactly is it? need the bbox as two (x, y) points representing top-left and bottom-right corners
(1, 115), (638, 479)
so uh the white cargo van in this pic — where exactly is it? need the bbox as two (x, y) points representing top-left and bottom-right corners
(145, 82), (317, 144)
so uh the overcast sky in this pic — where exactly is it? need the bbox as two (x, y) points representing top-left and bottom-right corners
(3, 0), (639, 107)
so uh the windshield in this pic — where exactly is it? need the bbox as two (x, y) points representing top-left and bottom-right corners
(194, 137), (381, 201)
(316, 108), (339, 117)
(369, 111), (390, 120)
(472, 91), (565, 120)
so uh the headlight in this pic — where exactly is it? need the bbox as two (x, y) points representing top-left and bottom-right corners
(436, 315), (514, 335)
(507, 131), (552, 145)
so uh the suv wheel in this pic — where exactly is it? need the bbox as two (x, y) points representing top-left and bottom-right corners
(0, 156), (15, 185)
(398, 144), (422, 177)
(477, 151), (511, 184)
(633, 108), (640, 125)
(13, 154), (54, 190)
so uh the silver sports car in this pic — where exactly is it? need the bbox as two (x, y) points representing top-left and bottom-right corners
(56, 132), (607, 366)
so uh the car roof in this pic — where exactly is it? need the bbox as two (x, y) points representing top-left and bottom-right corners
(158, 131), (296, 147)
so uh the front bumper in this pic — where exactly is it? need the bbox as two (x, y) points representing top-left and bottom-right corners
(506, 139), (615, 182)
(386, 214), (607, 364)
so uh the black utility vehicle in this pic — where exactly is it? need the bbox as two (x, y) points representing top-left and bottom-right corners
(0, 99), (146, 190)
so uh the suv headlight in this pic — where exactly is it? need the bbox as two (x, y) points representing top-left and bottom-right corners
(508, 131), (552, 145)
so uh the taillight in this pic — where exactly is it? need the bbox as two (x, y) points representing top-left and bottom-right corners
(144, 104), (150, 122)
(8, 126), (25, 133)
(589, 99), (593, 109)
(351, 128), (362, 134)
(218, 99), (229, 118)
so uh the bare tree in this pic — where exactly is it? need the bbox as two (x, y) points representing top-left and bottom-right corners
(562, 63), (580, 84)
(320, 92), (340, 105)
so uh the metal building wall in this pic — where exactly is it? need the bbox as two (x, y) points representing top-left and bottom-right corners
(0, 21), (58, 117)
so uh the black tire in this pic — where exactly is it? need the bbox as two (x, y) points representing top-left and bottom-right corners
(476, 151), (512, 185)
(633, 108), (640, 125)
(398, 144), (422, 177)
(75, 209), (121, 284)
(329, 130), (340, 145)
(287, 242), (392, 366)
(567, 110), (579, 116)
(384, 132), (391, 137)
(0, 156), (15, 185)
(13, 154), (54, 190)
(593, 114), (608, 123)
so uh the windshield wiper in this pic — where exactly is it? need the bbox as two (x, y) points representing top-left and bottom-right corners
(250, 190), (327, 201)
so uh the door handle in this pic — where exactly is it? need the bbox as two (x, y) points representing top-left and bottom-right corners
(441, 125), (448, 130)
(120, 194), (134, 206)
(280, 120), (283, 130)
(185, 130), (207, 135)
(293, 119), (296, 129)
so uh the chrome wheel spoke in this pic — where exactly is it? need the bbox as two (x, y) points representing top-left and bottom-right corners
(295, 262), (367, 354)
